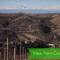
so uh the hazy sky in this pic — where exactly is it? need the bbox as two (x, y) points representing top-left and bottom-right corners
(0, 0), (60, 10)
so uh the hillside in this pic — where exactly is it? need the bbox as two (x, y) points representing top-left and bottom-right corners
(0, 13), (60, 46)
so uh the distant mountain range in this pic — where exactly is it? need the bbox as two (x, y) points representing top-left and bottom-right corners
(0, 9), (60, 14)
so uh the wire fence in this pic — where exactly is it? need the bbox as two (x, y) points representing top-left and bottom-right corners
(0, 38), (28, 60)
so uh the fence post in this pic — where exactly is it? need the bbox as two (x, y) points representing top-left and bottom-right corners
(20, 45), (21, 60)
(0, 52), (1, 60)
(14, 45), (16, 60)
(7, 37), (9, 60)
(23, 47), (25, 60)
(4, 47), (6, 60)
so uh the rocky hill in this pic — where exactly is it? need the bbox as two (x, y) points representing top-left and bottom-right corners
(0, 13), (60, 46)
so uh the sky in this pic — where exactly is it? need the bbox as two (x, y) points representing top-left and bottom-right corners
(0, 0), (60, 10)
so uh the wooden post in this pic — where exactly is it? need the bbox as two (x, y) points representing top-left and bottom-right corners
(14, 45), (16, 60)
(4, 48), (6, 60)
(23, 47), (24, 60)
(20, 45), (21, 60)
(0, 52), (1, 60)
(7, 37), (8, 60)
